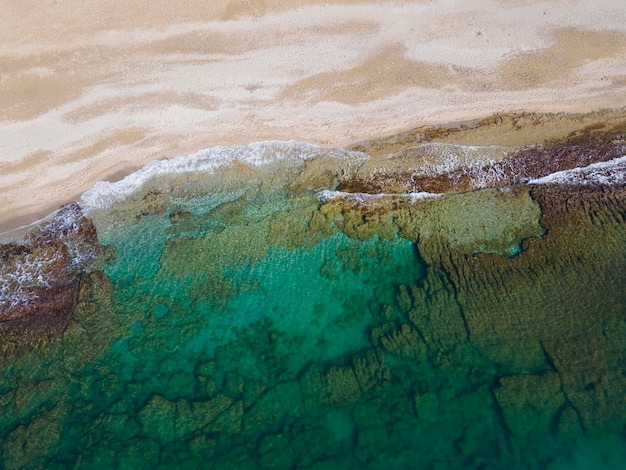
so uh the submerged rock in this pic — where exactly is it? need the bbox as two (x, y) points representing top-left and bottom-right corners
(0, 204), (105, 361)
(1, 110), (626, 468)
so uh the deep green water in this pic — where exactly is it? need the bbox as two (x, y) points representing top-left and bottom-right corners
(1, 145), (625, 469)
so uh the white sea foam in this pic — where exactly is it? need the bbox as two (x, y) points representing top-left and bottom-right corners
(382, 143), (513, 190)
(317, 189), (443, 203)
(0, 204), (97, 312)
(528, 156), (626, 186)
(0, 250), (63, 311)
(80, 141), (364, 214)
(387, 143), (511, 176)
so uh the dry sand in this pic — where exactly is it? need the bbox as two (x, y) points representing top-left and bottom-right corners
(1, 0), (626, 231)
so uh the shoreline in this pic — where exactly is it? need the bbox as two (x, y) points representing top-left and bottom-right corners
(4, 107), (624, 357)
(2, 106), (625, 241)
(2, 0), (626, 232)
(4, 102), (625, 235)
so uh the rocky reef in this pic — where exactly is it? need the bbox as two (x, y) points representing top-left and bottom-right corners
(0, 204), (107, 361)
(0, 110), (625, 468)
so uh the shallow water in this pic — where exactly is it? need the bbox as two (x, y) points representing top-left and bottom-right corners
(1, 141), (625, 469)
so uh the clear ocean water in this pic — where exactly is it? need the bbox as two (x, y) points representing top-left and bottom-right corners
(1, 142), (625, 469)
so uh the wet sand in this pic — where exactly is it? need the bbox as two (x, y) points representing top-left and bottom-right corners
(1, 0), (626, 231)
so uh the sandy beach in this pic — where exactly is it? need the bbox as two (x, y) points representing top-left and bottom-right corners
(1, 0), (626, 231)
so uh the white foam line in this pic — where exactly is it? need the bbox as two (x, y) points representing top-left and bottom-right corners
(528, 155), (626, 185)
(385, 143), (511, 177)
(80, 141), (363, 213)
(317, 189), (443, 203)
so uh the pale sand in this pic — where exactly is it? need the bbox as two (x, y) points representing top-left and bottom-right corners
(1, 0), (626, 231)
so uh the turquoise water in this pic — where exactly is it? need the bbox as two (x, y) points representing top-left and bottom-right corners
(1, 145), (625, 469)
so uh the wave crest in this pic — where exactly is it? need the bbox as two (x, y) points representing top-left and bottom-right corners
(80, 141), (366, 214)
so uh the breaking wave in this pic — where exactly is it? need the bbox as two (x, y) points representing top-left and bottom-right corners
(386, 143), (511, 177)
(317, 189), (443, 203)
(79, 141), (365, 214)
(77, 139), (626, 220)
(528, 155), (626, 186)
